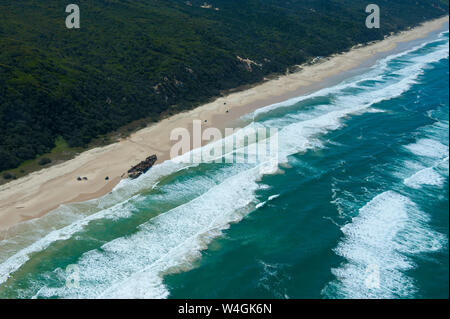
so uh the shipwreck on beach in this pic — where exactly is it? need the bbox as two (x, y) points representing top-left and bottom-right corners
(126, 155), (157, 179)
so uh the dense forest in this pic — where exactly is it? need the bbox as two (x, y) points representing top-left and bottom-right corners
(0, 0), (448, 172)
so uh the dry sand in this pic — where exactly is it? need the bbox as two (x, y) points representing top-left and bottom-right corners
(0, 16), (448, 230)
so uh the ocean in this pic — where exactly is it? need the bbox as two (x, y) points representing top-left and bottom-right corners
(0, 30), (448, 299)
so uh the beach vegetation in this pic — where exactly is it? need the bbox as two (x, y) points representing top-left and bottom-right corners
(38, 157), (52, 166)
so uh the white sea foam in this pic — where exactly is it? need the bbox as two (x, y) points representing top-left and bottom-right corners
(273, 66), (427, 162)
(400, 100), (449, 189)
(404, 165), (445, 189)
(255, 202), (266, 209)
(404, 138), (449, 158)
(33, 167), (263, 298)
(323, 191), (446, 299)
(0, 193), (145, 285)
(402, 139), (449, 189)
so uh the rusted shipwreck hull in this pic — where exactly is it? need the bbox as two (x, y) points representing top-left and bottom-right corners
(126, 155), (157, 179)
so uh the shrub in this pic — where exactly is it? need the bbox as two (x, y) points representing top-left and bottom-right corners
(38, 157), (52, 166)
(3, 172), (16, 180)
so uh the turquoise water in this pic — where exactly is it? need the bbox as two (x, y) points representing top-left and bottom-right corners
(0, 31), (448, 299)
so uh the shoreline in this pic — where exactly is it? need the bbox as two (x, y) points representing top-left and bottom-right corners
(0, 16), (448, 230)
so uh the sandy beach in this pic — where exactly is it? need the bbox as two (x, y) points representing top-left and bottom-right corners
(0, 16), (448, 230)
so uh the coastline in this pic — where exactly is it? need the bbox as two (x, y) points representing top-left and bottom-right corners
(0, 16), (448, 230)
